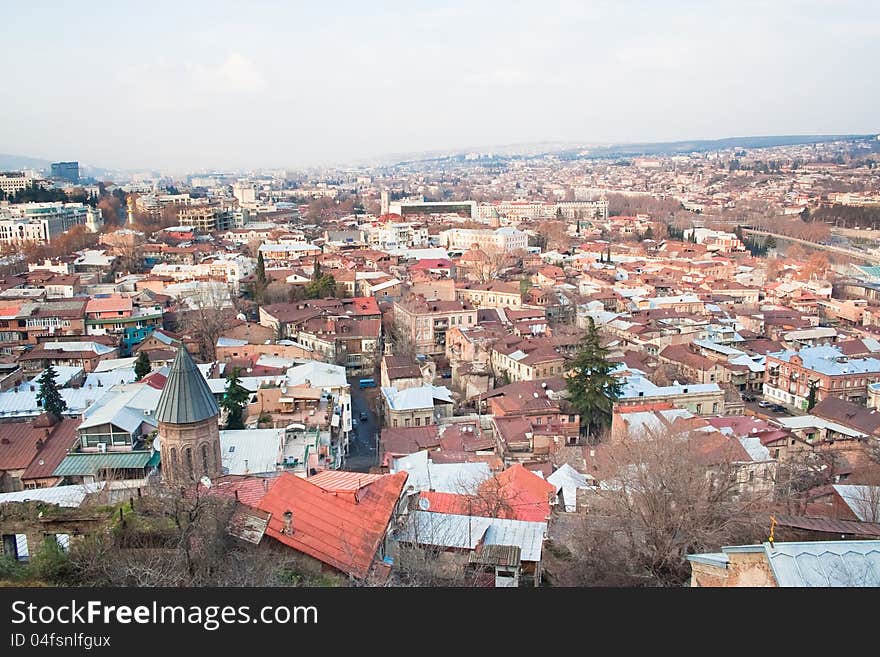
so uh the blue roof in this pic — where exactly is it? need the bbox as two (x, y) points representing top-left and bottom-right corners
(769, 345), (880, 376)
(764, 541), (880, 587)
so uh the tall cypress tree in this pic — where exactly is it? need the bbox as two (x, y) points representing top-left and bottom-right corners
(256, 251), (267, 287)
(566, 318), (622, 438)
(36, 365), (68, 418)
(220, 367), (250, 430)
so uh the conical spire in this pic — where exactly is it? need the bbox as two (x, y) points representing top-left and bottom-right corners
(155, 346), (219, 425)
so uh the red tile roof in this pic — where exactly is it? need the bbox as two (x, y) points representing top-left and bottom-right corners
(0, 416), (79, 474)
(257, 471), (408, 579)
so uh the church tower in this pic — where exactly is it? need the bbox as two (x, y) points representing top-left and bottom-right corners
(155, 346), (222, 487)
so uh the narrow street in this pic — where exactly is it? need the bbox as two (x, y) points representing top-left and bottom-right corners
(344, 378), (380, 472)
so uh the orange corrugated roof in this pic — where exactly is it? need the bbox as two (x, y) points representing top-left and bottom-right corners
(419, 464), (556, 522)
(257, 471), (407, 579)
(486, 464), (556, 522)
(307, 470), (383, 492)
(86, 295), (132, 313)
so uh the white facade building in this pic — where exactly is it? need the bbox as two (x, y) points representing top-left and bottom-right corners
(440, 226), (528, 253)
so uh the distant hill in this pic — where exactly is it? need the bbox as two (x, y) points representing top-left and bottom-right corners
(0, 153), (52, 171)
(563, 134), (876, 160)
(385, 134), (877, 166)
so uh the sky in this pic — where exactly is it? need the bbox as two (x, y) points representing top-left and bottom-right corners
(1, 0), (878, 171)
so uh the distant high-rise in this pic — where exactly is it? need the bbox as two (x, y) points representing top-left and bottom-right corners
(50, 161), (79, 183)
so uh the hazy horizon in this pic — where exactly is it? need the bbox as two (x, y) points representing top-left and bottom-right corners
(2, 1), (878, 171)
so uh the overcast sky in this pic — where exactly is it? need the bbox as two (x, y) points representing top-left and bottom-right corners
(2, 1), (878, 171)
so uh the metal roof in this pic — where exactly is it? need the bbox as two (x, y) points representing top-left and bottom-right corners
(0, 482), (106, 508)
(381, 384), (454, 411)
(53, 450), (154, 476)
(764, 540), (880, 587)
(832, 485), (880, 522)
(391, 450), (492, 494)
(403, 511), (547, 562)
(219, 429), (284, 475)
(155, 347), (219, 425)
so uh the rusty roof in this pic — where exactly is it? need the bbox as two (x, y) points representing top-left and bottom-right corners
(774, 515), (880, 538)
(257, 471), (408, 580)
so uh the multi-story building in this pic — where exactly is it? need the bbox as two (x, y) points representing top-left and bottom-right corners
(764, 345), (880, 410)
(440, 227), (528, 253)
(0, 173), (34, 196)
(177, 202), (233, 232)
(0, 202), (102, 245)
(84, 294), (164, 343)
(454, 281), (523, 310)
(50, 161), (79, 183)
(364, 220), (429, 250)
(476, 199), (608, 221)
(393, 295), (478, 356)
(490, 337), (567, 383)
(149, 254), (255, 293)
(683, 228), (745, 253)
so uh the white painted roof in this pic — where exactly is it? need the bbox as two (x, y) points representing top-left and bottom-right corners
(0, 483), (107, 508)
(404, 511), (547, 562)
(220, 428), (285, 475)
(391, 450), (491, 494)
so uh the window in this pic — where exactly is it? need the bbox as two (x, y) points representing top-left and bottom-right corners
(201, 444), (210, 475)
(185, 448), (194, 480)
(170, 448), (179, 482)
(415, 417), (421, 426)
(404, 418), (411, 427)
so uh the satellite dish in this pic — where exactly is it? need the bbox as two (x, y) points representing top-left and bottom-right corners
(199, 476), (213, 489)
(418, 497), (430, 511)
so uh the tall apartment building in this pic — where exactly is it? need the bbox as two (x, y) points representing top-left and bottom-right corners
(0, 202), (102, 246)
(50, 161), (79, 183)
(177, 202), (233, 232)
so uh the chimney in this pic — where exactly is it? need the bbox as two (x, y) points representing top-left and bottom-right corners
(282, 510), (294, 535)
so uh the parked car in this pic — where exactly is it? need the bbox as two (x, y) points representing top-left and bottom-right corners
(771, 404), (787, 413)
(742, 394), (756, 402)
(351, 418), (358, 429)
(359, 411), (369, 422)
(757, 400), (771, 408)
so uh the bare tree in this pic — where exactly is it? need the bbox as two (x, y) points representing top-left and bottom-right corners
(177, 283), (239, 361)
(553, 431), (768, 586)
(66, 483), (316, 586)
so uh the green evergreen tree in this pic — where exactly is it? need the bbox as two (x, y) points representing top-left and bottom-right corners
(806, 380), (819, 411)
(566, 318), (622, 438)
(36, 365), (68, 418)
(644, 226), (654, 240)
(220, 367), (249, 430)
(134, 351), (151, 381)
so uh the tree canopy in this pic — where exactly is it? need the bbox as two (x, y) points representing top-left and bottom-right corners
(134, 351), (151, 381)
(36, 365), (68, 418)
(220, 367), (250, 430)
(566, 318), (622, 438)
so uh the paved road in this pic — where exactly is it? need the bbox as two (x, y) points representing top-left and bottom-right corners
(743, 398), (799, 421)
(345, 379), (379, 472)
(742, 227), (880, 264)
